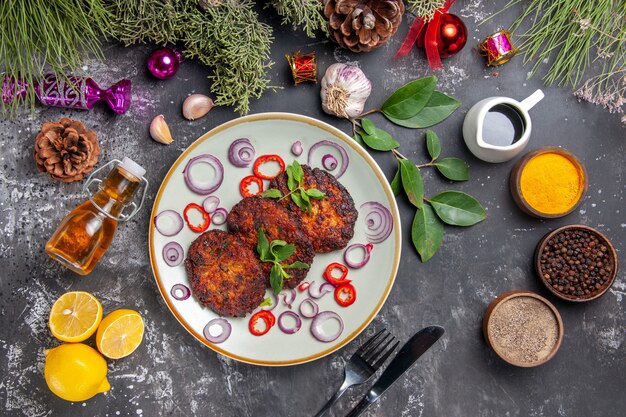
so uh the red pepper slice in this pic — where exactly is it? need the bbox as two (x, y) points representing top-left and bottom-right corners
(334, 283), (357, 307)
(298, 282), (311, 292)
(240, 175), (264, 197)
(249, 310), (276, 336)
(323, 262), (350, 286)
(183, 203), (210, 233)
(253, 154), (286, 180)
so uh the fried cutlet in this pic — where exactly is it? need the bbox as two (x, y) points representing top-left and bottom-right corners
(227, 196), (315, 289)
(269, 164), (357, 253)
(185, 230), (266, 317)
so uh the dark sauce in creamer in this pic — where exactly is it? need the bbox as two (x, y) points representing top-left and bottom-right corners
(482, 104), (525, 147)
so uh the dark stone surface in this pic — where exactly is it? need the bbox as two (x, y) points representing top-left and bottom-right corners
(1, 2), (624, 416)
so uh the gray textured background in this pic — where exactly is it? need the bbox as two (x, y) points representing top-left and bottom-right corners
(1, 1), (624, 416)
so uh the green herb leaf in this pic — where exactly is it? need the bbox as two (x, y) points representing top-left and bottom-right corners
(256, 229), (269, 260)
(434, 158), (470, 181)
(300, 188), (310, 204)
(270, 264), (284, 295)
(292, 160), (304, 183)
(381, 76), (437, 120)
(426, 130), (441, 160)
(286, 165), (296, 191)
(259, 297), (272, 308)
(262, 188), (282, 198)
(399, 158), (424, 208)
(291, 192), (307, 211)
(429, 191), (486, 226)
(360, 127), (400, 151)
(284, 261), (310, 269)
(385, 91), (460, 128)
(353, 133), (364, 145)
(412, 205), (444, 263)
(361, 118), (376, 135)
(305, 188), (325, 199)
(271, 244), (296, 263)
(390, 166), (401, 196)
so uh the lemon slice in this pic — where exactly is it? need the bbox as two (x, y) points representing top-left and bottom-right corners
(96, 309), (145, 359)
(49, 291), (103, 343)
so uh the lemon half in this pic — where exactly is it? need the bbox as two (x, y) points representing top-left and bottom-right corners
(49, 291), (103, 343)
(96, 309), (145, 359)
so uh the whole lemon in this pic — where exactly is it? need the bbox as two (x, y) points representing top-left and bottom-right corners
(44, 343), (110, 402)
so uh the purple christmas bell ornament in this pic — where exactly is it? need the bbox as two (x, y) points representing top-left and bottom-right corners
(147, 47), (183, 80)
(1, 73), (132, 114)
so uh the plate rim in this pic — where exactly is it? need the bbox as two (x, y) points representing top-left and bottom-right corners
(148, 112), (402, 366)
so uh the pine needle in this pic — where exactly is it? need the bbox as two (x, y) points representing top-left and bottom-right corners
(266, 0), (328, 38)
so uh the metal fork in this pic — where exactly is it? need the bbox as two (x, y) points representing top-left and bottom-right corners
(313, 329), (399, 417)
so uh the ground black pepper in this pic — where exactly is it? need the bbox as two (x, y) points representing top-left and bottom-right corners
(538, 228), (614, 299)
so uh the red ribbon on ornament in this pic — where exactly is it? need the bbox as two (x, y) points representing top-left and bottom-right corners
(394, 0), (455, 70)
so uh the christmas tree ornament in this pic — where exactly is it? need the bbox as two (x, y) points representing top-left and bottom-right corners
(395, 0), (466, 70)
(147, 48), (183, 80)
(285, 51), (318, 85)
(435, 13), (467, 58)
(2, 74), (132, 114)
(34, 118), (100, 183)
(323, 0), (405, 53)
(479, 30), (518, 67)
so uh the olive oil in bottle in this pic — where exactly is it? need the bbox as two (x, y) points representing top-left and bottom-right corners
(45, 158), (147, 275)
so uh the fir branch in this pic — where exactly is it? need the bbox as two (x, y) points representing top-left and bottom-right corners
(266, 0), (328, 38)
(406, 0), (445, 19)
(0, 0), (113, 116)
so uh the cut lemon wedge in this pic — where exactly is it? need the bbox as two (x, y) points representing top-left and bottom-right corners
(49, 291), (103, 343)
(96, 309), (145, 359)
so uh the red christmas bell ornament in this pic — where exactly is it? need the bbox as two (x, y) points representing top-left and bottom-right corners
(435, 13), (467, 58)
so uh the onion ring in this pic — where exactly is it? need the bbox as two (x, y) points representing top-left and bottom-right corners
(211, 208), (228, 226)
(278, 311), (302, 334)
(310, 311), (344, 343)
(154, 210), (183, 237)
(162, 241), (184, 267)
(170, 284), (191, 301)
(299, 298), (319, 318)
(202, 196), (220, 214)
(203, 318), (232, 344)
(283, 288), (297, 306)
(322, 154), (338, 171)
(308, 281), (335, 299)
(291, 141), (303, 156)
(183, 154), (224, 195)
(228, 138), (255, 168)
(360, 201), (393, 244)
(343, 243), (373, 269)
(308, 140), (349, 179)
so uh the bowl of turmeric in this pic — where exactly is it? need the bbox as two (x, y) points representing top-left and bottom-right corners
(509, 147), (587, 219)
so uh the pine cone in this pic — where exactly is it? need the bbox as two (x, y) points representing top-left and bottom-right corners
(324, 0), (405, 53)
(34, 118), (100, 183)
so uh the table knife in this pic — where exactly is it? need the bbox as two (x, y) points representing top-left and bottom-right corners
(344, 325), (445, 417)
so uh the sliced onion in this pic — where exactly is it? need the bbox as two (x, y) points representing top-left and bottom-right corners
(202, 196), (220, 213)
(203, 318), (232, 344)
(162, 241), (184, 266)
(308, 140), (349, 179)
(228, 138), (255, 167)
(183, 154), (224, 195)
(360, 201), (393, 244)
(311, 311), (344, 343)
(291, 141), (303, 156)
(322, 154), (338, 171)
(344, 243), (373, 269)
(154, 210), (183, 237)
(299, 298), (319, 318)
(278, 311), (302, 334)
(170, 284), (191, 301)
(211, 208), (228, 225)
(262, 291), (278, 311)
(308, 281), (335, 299)
(283, 288), (297, 306)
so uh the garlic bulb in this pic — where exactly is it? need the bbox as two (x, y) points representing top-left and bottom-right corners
(321, 63), (372, 119)
(150, 115), (173, 145)
(182, 94), (214, 120)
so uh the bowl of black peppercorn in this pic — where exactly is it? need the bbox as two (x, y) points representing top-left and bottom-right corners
(535, 225), (618, 302)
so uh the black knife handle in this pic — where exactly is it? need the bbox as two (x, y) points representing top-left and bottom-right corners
(345, 397), (373, 417)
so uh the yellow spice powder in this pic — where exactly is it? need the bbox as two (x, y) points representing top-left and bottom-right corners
(520, 152), (584, 215)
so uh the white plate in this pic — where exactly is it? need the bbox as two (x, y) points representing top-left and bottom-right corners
(149, 113), (401, 366)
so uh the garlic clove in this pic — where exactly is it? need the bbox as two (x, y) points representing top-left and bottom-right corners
(182, 94), (214, 121)
(150, 114), (173, 145)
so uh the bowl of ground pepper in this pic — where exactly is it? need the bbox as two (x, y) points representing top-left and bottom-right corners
(535, 225), (618, 302)
(509, 147), (587, 218)
(483, 290), (563, 367)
